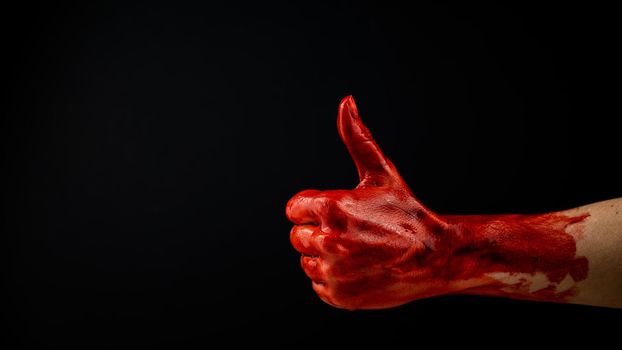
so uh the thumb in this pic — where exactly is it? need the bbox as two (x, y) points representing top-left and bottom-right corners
(337, 95), (401, 187)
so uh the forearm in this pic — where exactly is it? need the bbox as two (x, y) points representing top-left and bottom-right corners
(287, 96), (621, 310)
(442, 198), (622, 308)
(562, 198), (622, 307)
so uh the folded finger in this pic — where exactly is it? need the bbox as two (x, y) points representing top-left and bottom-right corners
(286, 189), (323, 225)
(290, 224), (325, 256)
(301, 256), (327, 284)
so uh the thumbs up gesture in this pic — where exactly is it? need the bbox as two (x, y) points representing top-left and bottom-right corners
(286, 96), (459, 309)
(287, 96), (597, 310)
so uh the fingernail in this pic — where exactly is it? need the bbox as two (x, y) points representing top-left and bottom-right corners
(346, 95), (359, 119)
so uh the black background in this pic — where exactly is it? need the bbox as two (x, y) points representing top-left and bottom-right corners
(3, 1), (621, 347)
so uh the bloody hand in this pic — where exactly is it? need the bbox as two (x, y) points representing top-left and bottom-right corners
(286, 95), (456, 309)
(286, 96), (589, 310)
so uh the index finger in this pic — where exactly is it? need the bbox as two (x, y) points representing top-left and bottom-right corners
(286, 189), (322, 225)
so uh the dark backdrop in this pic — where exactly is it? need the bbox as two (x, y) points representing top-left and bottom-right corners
(4, 1), (621, 347)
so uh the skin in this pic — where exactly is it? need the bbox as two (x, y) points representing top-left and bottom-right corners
(286, 95), (622, 310)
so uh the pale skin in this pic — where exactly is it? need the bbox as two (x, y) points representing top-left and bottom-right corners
(557, 199), (622, 308)
(287, 96), (622, 309)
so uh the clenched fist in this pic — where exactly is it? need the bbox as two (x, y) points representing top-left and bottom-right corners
(286, 96), (593, 310)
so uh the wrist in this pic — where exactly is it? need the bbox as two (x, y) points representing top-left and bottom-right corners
(441, 212), (590, 303)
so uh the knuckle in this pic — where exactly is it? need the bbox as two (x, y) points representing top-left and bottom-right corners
(313, 190), (348, 208)
(314, 195), (338, 212)
(313, 231), (327, 249)
(314, 194), (349, 230)
(317, 234), (343, 254)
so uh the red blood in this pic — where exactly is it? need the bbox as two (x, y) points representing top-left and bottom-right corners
(286, 96), (589, 310)
(442, 213), (589, 302)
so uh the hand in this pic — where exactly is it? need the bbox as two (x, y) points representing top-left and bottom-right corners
(285, 96), (462, 309)
(286, 96), (593, 309)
